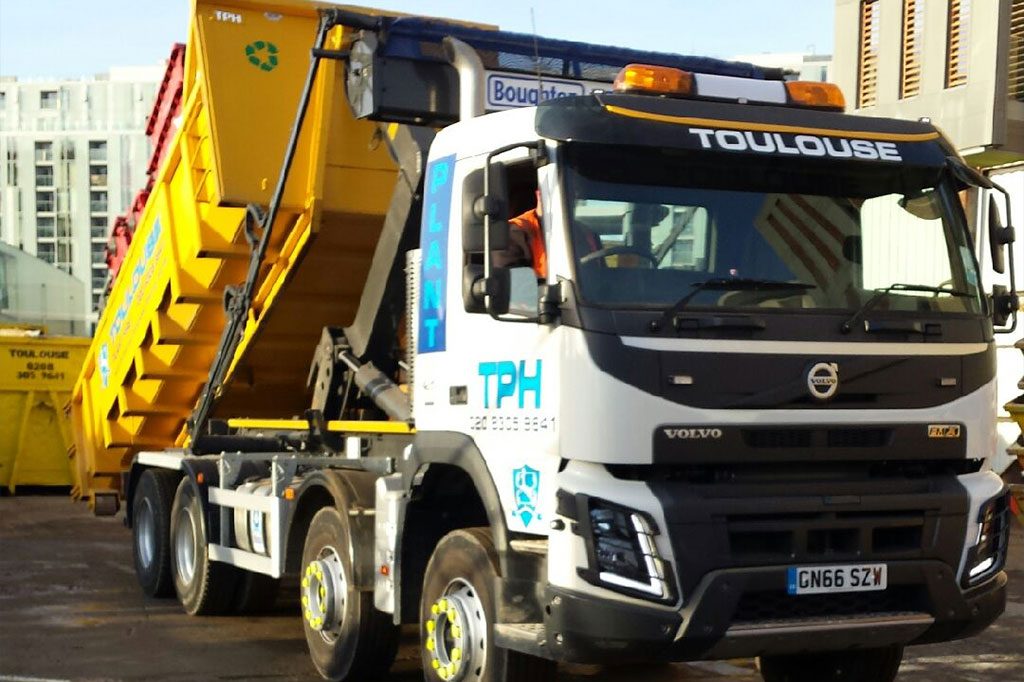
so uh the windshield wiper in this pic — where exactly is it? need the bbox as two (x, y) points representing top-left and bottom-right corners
(662, 278), (817, 325)
(840, 283), (973, 334)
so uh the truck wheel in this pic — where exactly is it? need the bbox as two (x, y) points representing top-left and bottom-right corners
(301, 506), (398, 680)
(131, 469), (178, 597)
(233, 570), (281, 614)
(420, 528), (556, 682)
(758, 645), (903, 682)
(170, 476), (239, 615)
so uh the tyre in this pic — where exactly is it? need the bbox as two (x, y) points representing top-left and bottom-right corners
(131, 469), (178, 598)
(301, 506), (399, 681)
(420, 528), (556, 682)
(232, 570), (281, 614)
(758, 645), (904, 682)
(170, 476), (239, 615)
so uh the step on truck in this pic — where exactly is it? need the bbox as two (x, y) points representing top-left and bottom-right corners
(70, 1), (1020, 680)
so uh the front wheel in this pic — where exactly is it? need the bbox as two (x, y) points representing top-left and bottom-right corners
(420, 528), (555, 682)
(758, 645), (904, 682)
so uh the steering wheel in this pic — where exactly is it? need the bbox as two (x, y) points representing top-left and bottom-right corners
(579, 245), (658, 267)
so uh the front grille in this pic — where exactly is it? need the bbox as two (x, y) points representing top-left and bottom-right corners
(741, 426), (893, 449)
(727, 510), (927, 560)
(733, 585), (927, 623)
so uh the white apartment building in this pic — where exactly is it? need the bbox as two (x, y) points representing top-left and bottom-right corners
(0, 65), (163, 327)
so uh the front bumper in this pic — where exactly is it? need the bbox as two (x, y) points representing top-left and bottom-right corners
(541, 561), (1007, 664)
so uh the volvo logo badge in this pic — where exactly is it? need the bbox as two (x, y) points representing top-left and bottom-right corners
(807, 362), (839, 400)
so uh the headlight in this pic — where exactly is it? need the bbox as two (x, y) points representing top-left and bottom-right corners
(961, 491), (1010, 588)
(583, 500), (675, 602)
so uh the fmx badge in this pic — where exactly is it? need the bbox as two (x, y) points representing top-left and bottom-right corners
(928, 424), (962, 438)
(245, 41), (279, 71)
(512, 465), (541, 527)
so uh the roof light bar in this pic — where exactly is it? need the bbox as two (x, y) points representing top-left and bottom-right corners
(613, 64), (693, 96)
(785, 80), (846, 111)
(613, 63), (847, 112)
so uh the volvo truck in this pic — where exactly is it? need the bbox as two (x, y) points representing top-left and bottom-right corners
(70, 2), (1019, 681)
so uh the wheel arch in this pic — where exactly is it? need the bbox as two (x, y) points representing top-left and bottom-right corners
(285, 469), (379, 590)
(395, 431), (509, 623)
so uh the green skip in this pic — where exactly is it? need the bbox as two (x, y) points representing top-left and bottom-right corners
(245, 41), (279, 72)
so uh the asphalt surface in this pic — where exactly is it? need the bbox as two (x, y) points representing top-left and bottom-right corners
(1, 494), (1022, 682)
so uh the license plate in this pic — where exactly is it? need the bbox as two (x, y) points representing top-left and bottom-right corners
(787, 564), (887, 595)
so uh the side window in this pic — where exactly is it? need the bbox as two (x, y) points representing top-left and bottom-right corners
(860, 191), (954, 291)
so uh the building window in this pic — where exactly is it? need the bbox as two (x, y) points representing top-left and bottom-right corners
(1011, 0), (1024, 102)
(40, 90), (59, 110)
(36, 216), (55, 239)
(92, 269), (108, 289)
(90, 190), (108, 213)
(857, 0), (881, 108)
(5, 150), (17, 186)
(946, 0), (971, 88)
(90, 243), (107, 265)
(900, 0), (924, 99)
(88, 140), (107, 163)
(89, 164), (107, 187)
(56, 242), (72, 268)
(35, 165), (54, 187)
(36, 242), (55, 262)
(0, 91), (6, 108)
(34, 141), (53, 162)
(91, 216), (109, 239)
(36, 191), (55, 213)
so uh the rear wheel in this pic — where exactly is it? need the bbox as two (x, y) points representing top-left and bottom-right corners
(301, 506), (398, 680)
(758, 645), (904, 682)
(131, 469), (178, 597)
(420, 528), (556, 682)
(170, 476), (239, 615)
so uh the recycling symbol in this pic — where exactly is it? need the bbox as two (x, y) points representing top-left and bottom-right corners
(245, 41), (279, 72)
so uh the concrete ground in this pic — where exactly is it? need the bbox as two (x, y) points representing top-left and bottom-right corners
(0, 494), (1021, 682)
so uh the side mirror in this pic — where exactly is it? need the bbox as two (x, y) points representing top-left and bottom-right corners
(990, 284), (1018, 328)
(988, 195), (1007, 275)
(461, 164), (510, 253)
(462, 263), (510, 316)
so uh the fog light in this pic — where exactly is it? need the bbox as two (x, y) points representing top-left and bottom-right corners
(962, 492), (1010, 587)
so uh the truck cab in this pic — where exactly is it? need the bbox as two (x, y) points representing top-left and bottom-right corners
(407, 62), (1013, 675)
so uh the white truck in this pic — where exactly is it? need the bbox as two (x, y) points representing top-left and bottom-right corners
(76, 3), (1018, 681)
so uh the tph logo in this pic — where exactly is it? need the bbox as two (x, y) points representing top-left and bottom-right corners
(478, 360), (542, 409)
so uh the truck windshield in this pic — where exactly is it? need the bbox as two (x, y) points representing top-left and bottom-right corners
(564, 145), (983, 316)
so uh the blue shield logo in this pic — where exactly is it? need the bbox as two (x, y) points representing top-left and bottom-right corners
(512, 465), (541, 527)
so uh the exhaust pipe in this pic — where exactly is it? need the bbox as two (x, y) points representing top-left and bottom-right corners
(443, 37), (485, 120)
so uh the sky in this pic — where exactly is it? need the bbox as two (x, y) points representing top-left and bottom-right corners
(0, 0), (833, 78)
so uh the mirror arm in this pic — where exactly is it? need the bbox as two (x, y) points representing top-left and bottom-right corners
(993, 180), (1018, 334)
